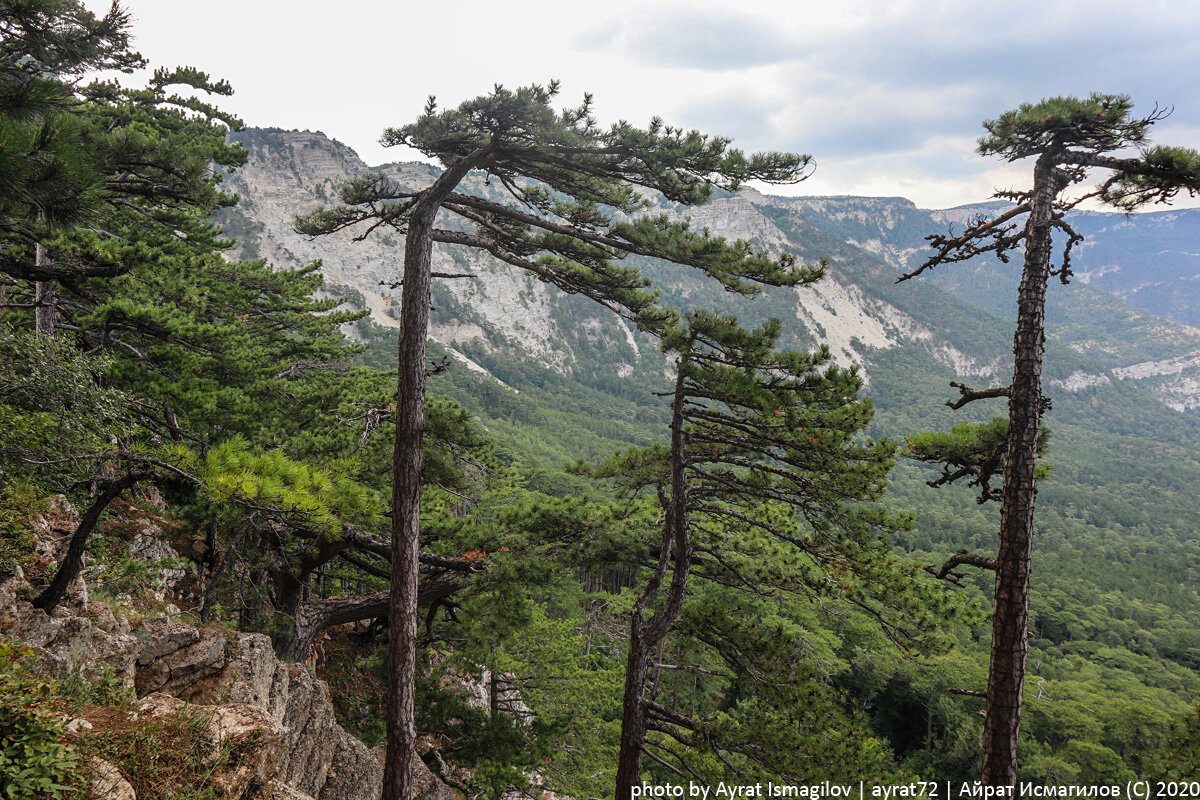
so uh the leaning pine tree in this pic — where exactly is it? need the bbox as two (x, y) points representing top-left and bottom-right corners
(899, 94), (1200, 787)
(607, 310), (912, 795)
(295, 81), (813, 800)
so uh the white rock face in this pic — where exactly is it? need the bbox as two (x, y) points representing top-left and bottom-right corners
(1112, 349), (1200, 380)
(1109, 349), (1200, 410)
(1051, 371), (1112, 392)
(792, 278), (897, 366)
(220, 131), (614, 377)
(221, 129), (1200, 414)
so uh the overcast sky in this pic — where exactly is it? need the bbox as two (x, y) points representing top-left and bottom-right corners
(118, 0), (1200, 209)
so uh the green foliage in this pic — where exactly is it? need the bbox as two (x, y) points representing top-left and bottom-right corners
(1104, 144), (1200, 210)
(2, 9), (1198, 785)
(907, 418), (1050, 502)
(415, 672), (541, 800)
(0, 642), (79, 800)
(979, 94), (1149, 159)
(297, 81), (817, 333)
(0, 324), (130, 484)
(0, 0), (141, 236)
(978, 93), (1200, 210)
(60, 656), (136, 710)
(196, 437), (382, 532)
(0, 482), (44, 579)
(1134, 706), (1200, 779)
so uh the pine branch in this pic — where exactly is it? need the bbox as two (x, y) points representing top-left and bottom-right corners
(897, 202), (1030, 283)
(946, 381), (1011, 410)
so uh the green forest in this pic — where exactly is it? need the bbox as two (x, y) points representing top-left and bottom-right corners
(2, 3), (1199, 800)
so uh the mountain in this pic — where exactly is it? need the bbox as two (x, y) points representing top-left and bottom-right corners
(1071, 208), (1200, 328)
(219, 129), (644, 383)
(216, 126), (1200, 607)
(218, 129), (1200, 417)
(767, 195), (1200, 414)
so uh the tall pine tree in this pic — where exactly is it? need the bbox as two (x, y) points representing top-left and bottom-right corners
(584, 311), (946, 793)
(295, 81), (818, 799)
(899, 93), (1200, 786)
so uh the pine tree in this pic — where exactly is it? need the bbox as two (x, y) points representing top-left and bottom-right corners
(584, 311), (938, 793)
(1, 2), (418, 617)
(899, 93), (1200, 786)
(0, 0), (142, 237)
(295, 81), (817, 799)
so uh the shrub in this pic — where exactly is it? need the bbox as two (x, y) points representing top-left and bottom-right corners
(0, 643), (80, 800)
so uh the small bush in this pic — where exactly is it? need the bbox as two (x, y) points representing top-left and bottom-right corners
(0, 643), (80, 800)
(0, 484), (46, 581)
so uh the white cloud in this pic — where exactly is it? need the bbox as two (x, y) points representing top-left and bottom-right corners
(107, 0), (1200, 208)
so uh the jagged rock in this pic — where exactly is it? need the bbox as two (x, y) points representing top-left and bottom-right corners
(30, 495), (80, 562)
(89, 756), (136, 800)
(5, 561), (453, 800)
(443, 668), (533, 726)
(90, 601), (125, 634)
(134, 618), (226, 695)
(208, 703), (289, 796)
(0, 590), (139, 683)
(183, 632), (290, 718)
(317, 733), (382, 800)
(412, 758), (460, 800)
(136, 691), (187, 719)
(369, 744), (458, 800)
(134, 617), (199, 660)
(279, 665), (343, 798)
(0, 574), (26, 618)
(126, 525), (186, 602)
(126, 624), (451, 800)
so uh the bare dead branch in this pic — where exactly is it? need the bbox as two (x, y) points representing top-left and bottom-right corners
(946, 381), (1011, 410)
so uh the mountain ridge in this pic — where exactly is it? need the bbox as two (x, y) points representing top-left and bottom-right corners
(217, 127), (1200, 416)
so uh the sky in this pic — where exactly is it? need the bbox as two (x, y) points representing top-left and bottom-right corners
(114, 0), (1200, 209)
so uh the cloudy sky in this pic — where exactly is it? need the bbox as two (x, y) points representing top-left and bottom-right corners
(120, 0), (1200, 209)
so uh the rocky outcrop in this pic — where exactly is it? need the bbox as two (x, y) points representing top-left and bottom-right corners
(1, 568), (452, 800)
(0, 576), (138, 683)
(133, 617), (228, 696)
(136, 692), (288, 797)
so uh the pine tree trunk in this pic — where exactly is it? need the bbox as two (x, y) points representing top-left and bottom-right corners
(615, 618), (653, 797)
(381, 144), (493, 800)
(33, 245), (57, 336)
(383, 196), (435, 800)
(615, 371), (691, 800)
(982, 153), (1057, 786)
